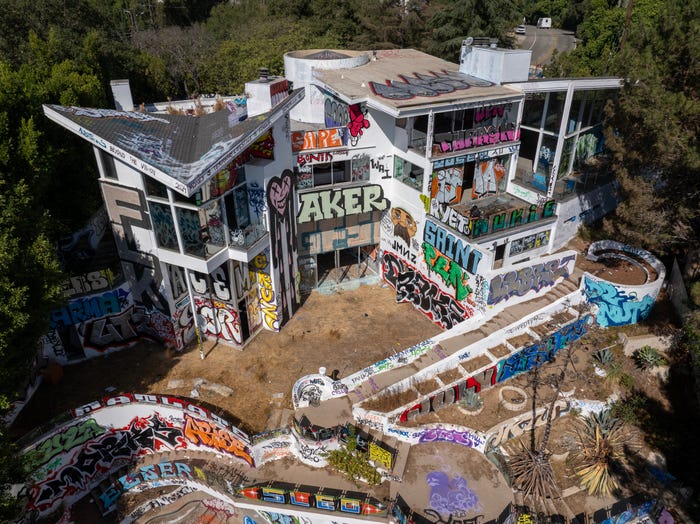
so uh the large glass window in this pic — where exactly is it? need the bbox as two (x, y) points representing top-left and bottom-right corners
(522, 93), (546, 128)
(567, 91), (586, 134)
(176, 207), (204, 257)
(559, 136), (576, 178)
(294, 160), (351, 189)
(409, 115), (429, 150)
(575, 126), (605, 167)
(199, 200), (226, 252)
(544, 92), (566, 133)
(149, 202), (178, 250)
(535, 135), (557, 184)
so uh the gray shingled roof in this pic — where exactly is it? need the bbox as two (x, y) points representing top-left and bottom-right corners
(44, 88), (304, 196)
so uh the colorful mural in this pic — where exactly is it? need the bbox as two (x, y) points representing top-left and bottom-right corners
(23, 394), (252, 518)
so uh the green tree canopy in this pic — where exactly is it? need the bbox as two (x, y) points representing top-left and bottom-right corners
(424, 0), (522, 60)
(601, 0), (700, 255)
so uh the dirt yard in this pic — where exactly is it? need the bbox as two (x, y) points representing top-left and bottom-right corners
(16, 284), (442, 436)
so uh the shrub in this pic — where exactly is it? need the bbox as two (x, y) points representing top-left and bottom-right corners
(609, 393), (649, 426)
(323, 425), (381, 486)
(568, 408), (637, 496)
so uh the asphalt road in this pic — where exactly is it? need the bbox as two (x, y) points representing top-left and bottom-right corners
(516, 25), (577, 66)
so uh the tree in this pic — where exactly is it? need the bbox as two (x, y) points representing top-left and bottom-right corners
(507, 313), (596, 514)
(132, 24), (214, 98)
(424, 0), (521, 61)
(202, 15), (340, 94)
(601, 0), (700, 256)
(546, 1), (699, 256)
(0, 23), (108, 515)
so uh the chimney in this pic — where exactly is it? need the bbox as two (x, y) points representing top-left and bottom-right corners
(245, 68), (289, 117)
(110, 79), (134, 112)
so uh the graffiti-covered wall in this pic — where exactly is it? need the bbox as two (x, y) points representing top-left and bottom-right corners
(23, 394), (253, 518)
(42, 281), (175, 364)
(582, 241), (666, 327)
(396, 314), (589, 423)
(486, 250), (577, 311)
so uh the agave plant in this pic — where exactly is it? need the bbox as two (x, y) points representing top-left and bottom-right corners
(593, 347), (615, 365)
(459, 389), (483, 410)
(568, 409), (637, 496)
(633, 345), (668, 370)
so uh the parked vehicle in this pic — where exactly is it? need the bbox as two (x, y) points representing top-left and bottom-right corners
(537, 17), (552, 29)
(516, 24), (526, 35)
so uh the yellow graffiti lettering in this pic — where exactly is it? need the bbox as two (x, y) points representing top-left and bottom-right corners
(369, 442), (393, 469)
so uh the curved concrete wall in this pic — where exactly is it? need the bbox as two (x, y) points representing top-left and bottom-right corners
(22, 394), (253, 517)
(582, 240), (666, 327)
(284, 50), (370, 123)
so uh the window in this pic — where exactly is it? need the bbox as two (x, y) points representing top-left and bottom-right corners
(544, 92), (566, 133)
(173, 189), (202, 207)
(567, 91), (586, 134)
(176, 207), (205, 257)
(149, 202), (178, 250)
(535, 135), (558, 186)
(522, 93), (546, 128)
(145, 176), (168, 198)
(99, 150), (118, 179)
(294, 160), (351, 189)
(394, 156), (423, 190)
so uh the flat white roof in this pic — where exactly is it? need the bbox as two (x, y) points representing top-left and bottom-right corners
(312, 49), (522, 116)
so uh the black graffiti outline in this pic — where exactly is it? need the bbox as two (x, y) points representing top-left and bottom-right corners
(382, 252), (470, 329)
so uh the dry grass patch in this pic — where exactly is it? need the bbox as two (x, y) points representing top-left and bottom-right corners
(437, 367), (464, 385)
(414, 378), (440, 396)
(360, 386), (418, 412)
(507, 332), (537, 349)
(460, 354), (493, 374)
(488, 344), (511, 358)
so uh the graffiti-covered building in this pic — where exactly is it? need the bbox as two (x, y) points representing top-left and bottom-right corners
(42, 43), (622, 361)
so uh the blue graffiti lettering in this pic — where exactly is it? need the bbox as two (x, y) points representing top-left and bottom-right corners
(584, 277), (655, 327)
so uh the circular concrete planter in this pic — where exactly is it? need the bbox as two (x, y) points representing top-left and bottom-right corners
(499, 386), (528, 411)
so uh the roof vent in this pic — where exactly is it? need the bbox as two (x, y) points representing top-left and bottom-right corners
(258, 67), (270, 82)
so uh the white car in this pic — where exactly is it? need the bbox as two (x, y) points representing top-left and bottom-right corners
(516, 24), (526, 35)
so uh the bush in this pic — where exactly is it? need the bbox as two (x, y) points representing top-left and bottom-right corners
(459, 389), (483, 410)
(609, 393), (649, 426)
(323, 425), (381, 486)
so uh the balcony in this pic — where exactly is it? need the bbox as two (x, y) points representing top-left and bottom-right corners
(436, 193), (557, 244)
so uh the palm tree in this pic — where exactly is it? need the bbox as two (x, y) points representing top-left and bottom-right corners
(568, 409), (637, 496)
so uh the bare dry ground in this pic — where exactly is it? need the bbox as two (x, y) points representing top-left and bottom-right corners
(15, 284), (442, 436)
